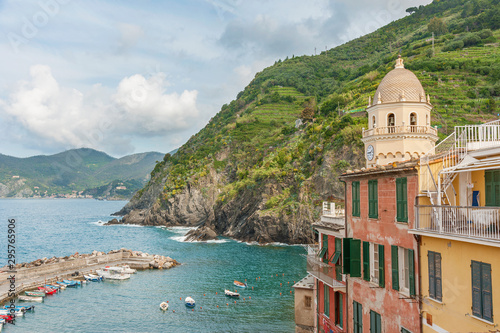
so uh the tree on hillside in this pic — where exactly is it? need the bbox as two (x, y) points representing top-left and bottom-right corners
(406, 7), (418, 14)
(428, 17), (447, 35)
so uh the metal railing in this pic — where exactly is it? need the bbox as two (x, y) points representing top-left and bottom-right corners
(322, 202), (344, 217)
(306, 254), (337, 287)
(363, 125), (437, 137)
(414, 205), (500, 242)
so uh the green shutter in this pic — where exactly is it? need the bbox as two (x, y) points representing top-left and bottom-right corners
(363, 241), (370, 281)
(339, 293), (343, 328)
(350, 239), (362, 278)
(343, 238), (352, 274)
(471, 261), (482, 317)
(396, 178), (408, 222)
(435, 253), (442, 301)
(370, 310), (381, 333)
(481, 263), (493, 322)
(409, 249), (415, 296)
(318, 246), (327, 259)
(392, 245), (399, 291)
(369, 180), (378, 218)
(353, 301), (363, 333)
(485, 171), (494, 206)
(379, 244), (385, 288)
(324, 285), (330, 316)
(330, 238), (342, 264)
(322, 234), (329, 263)
(352, 181), (360, 217)
(428, 252), (436, 299)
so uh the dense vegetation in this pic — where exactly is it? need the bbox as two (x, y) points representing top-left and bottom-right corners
(136, 0), (500, 222)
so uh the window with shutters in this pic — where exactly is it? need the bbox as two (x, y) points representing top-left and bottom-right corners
(368, 180), (378, 218)
(324, 284), (330, 317)
(471, 261), (493, 322)
(371, 244), (380, 285)
(396, 178), (408, 222)
(485, 170), (500, 206)
(370, 310), (382, 333)
(352, 181), (360, 217)
(392, 246), (415, 296)
(304, 296), (312, 309)
(335, 292), (343, 328)
(353, 301), (363, 333)
(321, 234), (329, 263)
(364, 242), (384, 287)
(330, 238), (343, 281)
(350, 239), (362, 278)
(428, 251), (442, 302)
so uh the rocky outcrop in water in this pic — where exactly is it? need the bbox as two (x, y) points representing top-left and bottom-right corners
(184, 226), (218, 242)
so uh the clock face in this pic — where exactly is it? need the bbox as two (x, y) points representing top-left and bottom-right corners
(366, 145), (374, 161)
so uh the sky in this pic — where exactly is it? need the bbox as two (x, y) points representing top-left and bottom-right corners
(0, 0), (431, 158)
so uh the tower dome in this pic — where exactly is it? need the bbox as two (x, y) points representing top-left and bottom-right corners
(373, 56), (426, 105)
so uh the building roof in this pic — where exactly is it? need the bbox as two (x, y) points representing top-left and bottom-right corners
(372, 56), (426, 105)
(293, 274), (315, 289)
(340, 160), (418, 179)
(312, 220), (344, 231)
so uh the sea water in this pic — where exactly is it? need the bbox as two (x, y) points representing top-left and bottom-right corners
(0, 199), (306, 332)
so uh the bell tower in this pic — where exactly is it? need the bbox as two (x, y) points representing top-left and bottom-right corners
(361, 56), (438, 168)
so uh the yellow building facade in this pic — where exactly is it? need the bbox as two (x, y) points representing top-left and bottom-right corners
(412, 122), (500, 332)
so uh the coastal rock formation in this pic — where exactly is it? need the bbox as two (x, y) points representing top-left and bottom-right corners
(184, 226), (218, 242)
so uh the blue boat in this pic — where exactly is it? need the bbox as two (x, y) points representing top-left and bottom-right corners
(62, 280), (79, 287)
(185, 297), (195, 308)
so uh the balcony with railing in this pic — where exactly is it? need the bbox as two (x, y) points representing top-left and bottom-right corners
(316, 203), (345, 237)
(306, 246), (346, 291)
(412, 205), (500, 245)
(363, 125), (438, 138)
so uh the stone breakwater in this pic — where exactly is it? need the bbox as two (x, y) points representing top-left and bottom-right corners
(0, 249), (179, 302)
(3, 248), (179, 271)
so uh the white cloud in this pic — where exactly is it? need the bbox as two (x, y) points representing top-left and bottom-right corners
(0, 65), (199, 155)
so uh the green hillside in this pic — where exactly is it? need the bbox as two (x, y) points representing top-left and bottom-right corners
(121, 0), (500, 243)
(0, 149), (164, 198)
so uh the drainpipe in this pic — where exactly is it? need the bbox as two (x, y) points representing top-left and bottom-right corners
(340, 179), (349, 333)
(414, 195), (423, 333)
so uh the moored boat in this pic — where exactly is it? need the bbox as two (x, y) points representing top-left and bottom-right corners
(62, 280), (79, 287)
(119, 265), (137, 274)
(185, 297), (195, 308)
(84, 274), (102, 282)
(160, 302), (169, 311)
(0, 309), (24, 317)
(18, 295), (43, 302)
(96, 267), (131, 280)
(0, 315), (14, 324)
(37, 287), (57, 295)
(25, 291), (45, 297)
(233, 280), (247, 288)
(224, 289), (240, 297)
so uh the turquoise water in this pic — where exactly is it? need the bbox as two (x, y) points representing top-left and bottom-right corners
(0, 199), (306, 332)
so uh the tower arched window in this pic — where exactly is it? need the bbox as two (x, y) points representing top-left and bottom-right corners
(388, 113), (395, 133)
(372, 116), (376, 129)
(410, 112), (417, 132)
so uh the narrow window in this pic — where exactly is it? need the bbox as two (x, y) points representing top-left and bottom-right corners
(322, 234), (329, 263)
(370, 310), (382, 333)
(335, 292), (343, 328)
(352, 181), (360, 217)
(472, 261), (493, 322)
(396, 178), (408, 222)
(388, 113), (395, 133)
(397, 247), (415, 296)
(350, 239), (362, 278)
(324, 284), (330, 317)
(372, 115), (376, 128)
(485, 170), (500, 206)
(368, 179), (378, 219)
(353, 301), (363, 333)
(410, 112), (417, 132)
(428, 251), (442, 301)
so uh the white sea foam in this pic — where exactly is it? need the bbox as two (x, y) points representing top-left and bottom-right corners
(90, 220), (106, 226)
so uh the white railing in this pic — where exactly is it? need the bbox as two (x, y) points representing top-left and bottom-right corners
(414, 205), (500, 242)
(363, 125), (437, 137)
(456, 124), (500, 151)
(322, 202), (344, 217)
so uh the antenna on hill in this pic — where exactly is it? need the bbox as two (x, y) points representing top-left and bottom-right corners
(314, 47), (317, 56)
(325, 46), (328, 55)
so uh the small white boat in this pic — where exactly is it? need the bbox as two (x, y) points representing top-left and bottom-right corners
(120, 265), (137, 274)
(96, 267), (131, 280)
(18, 296), (44, 302)
(84, 274), (102, 282)
(0, 309), (23, 316)
(160, 302), (169, 311)
(185, 297), (195, 308)
(224, 289), (240, 297)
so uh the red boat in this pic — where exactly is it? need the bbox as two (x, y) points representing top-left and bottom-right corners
(38, 286), (57, 295)
(0, 314), (15, 323)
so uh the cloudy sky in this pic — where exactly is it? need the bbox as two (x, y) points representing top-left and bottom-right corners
(0, 0), (430, 158)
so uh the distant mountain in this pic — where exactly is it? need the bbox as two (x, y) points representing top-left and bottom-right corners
(0, 148), (165, 199)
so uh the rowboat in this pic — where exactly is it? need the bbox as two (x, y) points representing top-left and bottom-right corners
(0, 309), (24, 317)
(46, 284), (60, 290)
(119, 265), (137, 274)
(37, 287), (57, 295)
(2, 306), (28, 312)
(62, 280), (79, 287)
(84, 274), (102, 282)
(224, 289), (240, 297)
(0, 315), (14, 323)
(25, 291), (45, 297)
(160, 302), (169, 311)
(185, 297), (195, 308)
(234, 280), (248, 288)
(18, 296), (43, 302)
